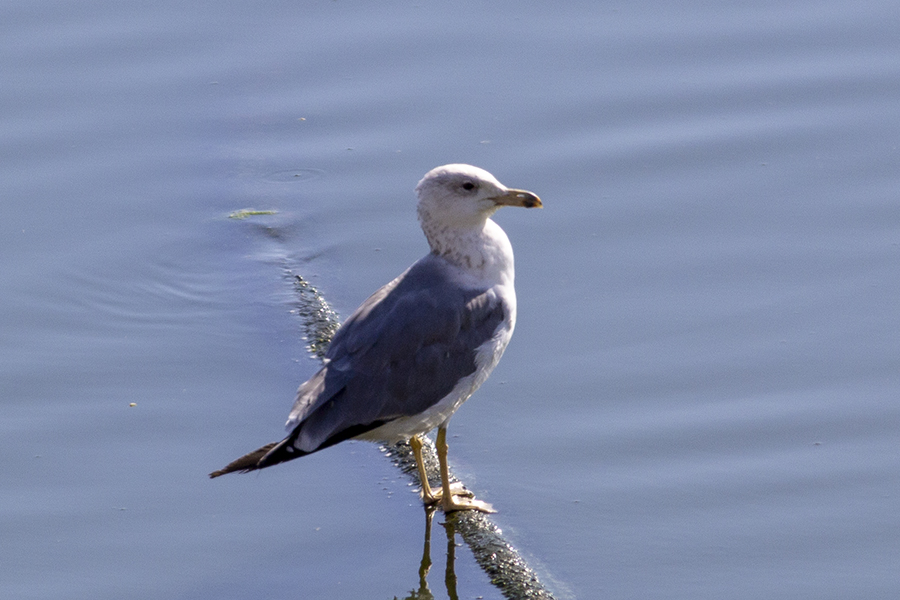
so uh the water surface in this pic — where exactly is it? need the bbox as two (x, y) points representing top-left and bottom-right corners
(2, 0), (899, 598)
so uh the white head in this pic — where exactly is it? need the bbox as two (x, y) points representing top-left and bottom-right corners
(415, 164), (541, 242)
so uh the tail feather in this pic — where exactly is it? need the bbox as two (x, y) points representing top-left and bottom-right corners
(208, 441), (280, 478)
(209, 421), (389, 479)
(208, 434), (318, 478)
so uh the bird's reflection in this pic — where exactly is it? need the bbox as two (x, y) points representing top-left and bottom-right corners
(440, 512), (458, 600)
(396, 507), (461, 600)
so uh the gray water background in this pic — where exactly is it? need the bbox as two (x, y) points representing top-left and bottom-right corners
(3, 0), (899, 598)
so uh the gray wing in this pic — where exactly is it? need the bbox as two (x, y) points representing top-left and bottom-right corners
(284, 255), (506, 453)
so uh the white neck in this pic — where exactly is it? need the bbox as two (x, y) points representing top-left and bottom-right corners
(422, 217), (515, 288)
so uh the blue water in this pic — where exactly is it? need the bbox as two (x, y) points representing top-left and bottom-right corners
(3, 1), (899, 598)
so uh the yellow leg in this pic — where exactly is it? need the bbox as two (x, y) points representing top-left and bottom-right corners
(410, 435), (438, 505)
(436, 426), (495, 513)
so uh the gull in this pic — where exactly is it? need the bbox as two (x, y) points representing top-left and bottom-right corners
(210, 164), (541, 512)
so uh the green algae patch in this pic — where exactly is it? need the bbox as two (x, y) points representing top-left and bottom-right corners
(228, 208), (277, 219)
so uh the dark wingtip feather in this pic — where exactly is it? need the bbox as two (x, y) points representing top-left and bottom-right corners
(208, 422), (379, 479)
(208, 441), (280, 478)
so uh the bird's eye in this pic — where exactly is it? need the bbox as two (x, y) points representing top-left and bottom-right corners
(461, 181), (477, 192)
